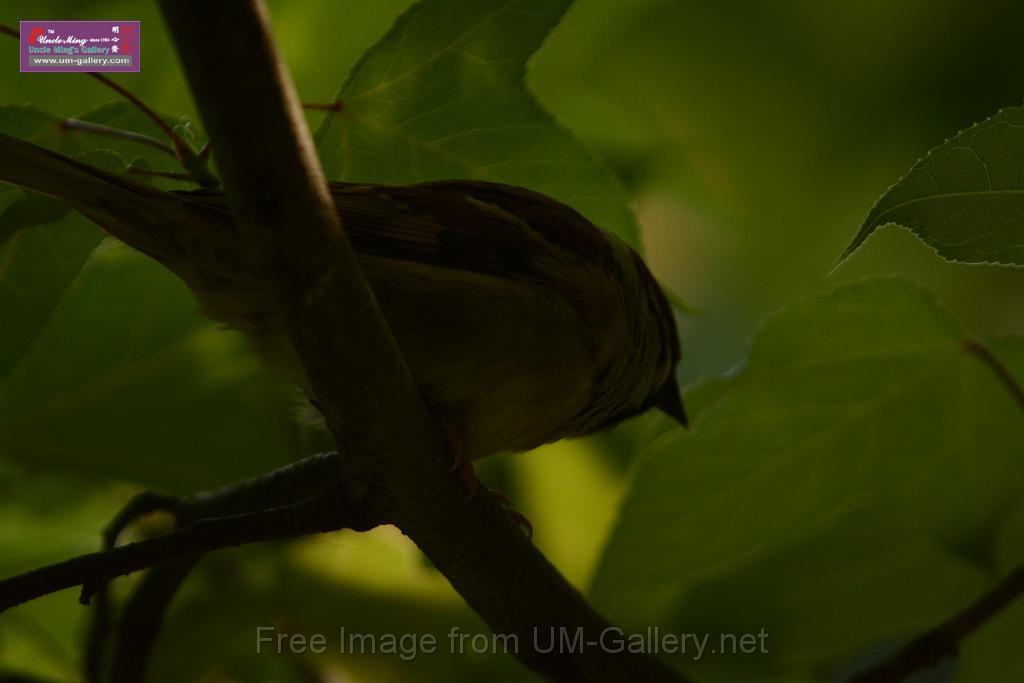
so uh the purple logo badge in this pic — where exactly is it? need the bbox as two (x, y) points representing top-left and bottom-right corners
(20, 20), (140, 72)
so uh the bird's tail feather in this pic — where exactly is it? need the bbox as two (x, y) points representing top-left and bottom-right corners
(0, 131), (226, 267)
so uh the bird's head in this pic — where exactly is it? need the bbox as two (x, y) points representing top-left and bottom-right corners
(572, 234), (686, 434)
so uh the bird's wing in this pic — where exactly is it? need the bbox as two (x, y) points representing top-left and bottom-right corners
(179, 180), (616, 280)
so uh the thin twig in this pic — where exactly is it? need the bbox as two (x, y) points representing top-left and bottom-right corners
(0, 452), (346, 616)
(108, 558), (199, 683)
(103, 451), (346, 681)
(0, 674), (65, 683)
(0, 494), (363, 613)
(848, 338), (1024, 682)
(86, 74), (183, 150)
(849, 567), (1024, 682)
(301, 101), (344, 111)
(59, 119), (177, 157)
(964, 338), (1024, 413)
(83, 491), (181, 678)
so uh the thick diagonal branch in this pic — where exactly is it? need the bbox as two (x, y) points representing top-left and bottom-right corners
(155, 1), (687, 681)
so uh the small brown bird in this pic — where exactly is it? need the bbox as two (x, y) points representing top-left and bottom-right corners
(0, 133), (686, 461)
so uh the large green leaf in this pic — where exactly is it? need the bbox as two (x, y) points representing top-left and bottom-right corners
(0, 103), (287, 491)
(0, 104), (106, 375)
(0, 242), (299, 492)
(0, 101), (208, 376)
(592, 277), (1024, 678)
(0, 149), (130, 377)
(0, 195), (102, 374)
(0, 104), (67, 236)
(0, 104), (62, 146)
(841, 106), (1024, 266)
(314, 0), (640, 246)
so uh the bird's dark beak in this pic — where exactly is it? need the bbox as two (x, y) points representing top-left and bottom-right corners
(653, 375), (688, 428)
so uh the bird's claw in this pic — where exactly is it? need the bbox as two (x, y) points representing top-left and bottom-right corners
(490, 490), (533, 539)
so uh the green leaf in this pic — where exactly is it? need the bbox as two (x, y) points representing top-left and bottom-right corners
(0, 199), (103, 375)
(0, 104), (63, 142)
(0, 472), (128, 680)
(315, 0), (640, 246)
(0, 242), (299, 492)
(0, 101), (199, 376)
(841, 106), (1024, 265)
(0, 101), (188, 377)
(0, 150), (131, 374)
(592, 277), (1024, 675)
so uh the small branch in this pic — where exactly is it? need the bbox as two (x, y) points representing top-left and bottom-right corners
(83, 581), (111, 683)
(301, 101), (344, 112)
(107, 451), (347, 681)
(84, 491), (181, 679)
(59, 119), (177, 157)
(177, 451), (346, 523)
(964, 338), (1024, 414)
(847, 338), (1024, 682)
(0, 492), (367, 613)
(0, 452), (348, 615)
(0, 674), (65, 683)
(100, 491), (181, 550)
(849, 566), (1024, 682)
(108, 558), (199, 683)
(85, 74), (184, 152)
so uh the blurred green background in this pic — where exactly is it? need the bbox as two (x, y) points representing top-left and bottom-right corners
(2, 0), (1024, 681)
